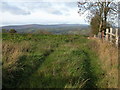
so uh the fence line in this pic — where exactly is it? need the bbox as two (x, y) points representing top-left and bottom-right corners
(98, 28), (119, 47)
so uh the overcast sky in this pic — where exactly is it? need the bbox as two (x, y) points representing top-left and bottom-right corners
(0, 0), (90, 26)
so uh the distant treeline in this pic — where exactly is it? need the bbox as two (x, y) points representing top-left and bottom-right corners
(2, 29), (17, 33)
(1, 24), (90, 35)
(2, 28), (90, 36)
(2, 28), (53, 35)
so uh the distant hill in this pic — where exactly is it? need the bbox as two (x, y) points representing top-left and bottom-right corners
(1, 24), (90, 35)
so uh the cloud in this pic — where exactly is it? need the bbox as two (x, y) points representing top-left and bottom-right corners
(1, 0), (78, 2)
(0, 1), (88, 26)
(1, 2), (77, 16)
(20, 2), (70, 15)
(64, 2), (77, 8)
(2, 2), (31, 15)
(51, 10), (63, 15)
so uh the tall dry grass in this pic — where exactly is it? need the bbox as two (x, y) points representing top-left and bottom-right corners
(2, 41), (30, 70)
(90, 38), (118, 88)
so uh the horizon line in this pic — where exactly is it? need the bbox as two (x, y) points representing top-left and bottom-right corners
(1, 23), (90, 27)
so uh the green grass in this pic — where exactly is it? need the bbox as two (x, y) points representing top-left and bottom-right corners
(2, 33), (104, 88)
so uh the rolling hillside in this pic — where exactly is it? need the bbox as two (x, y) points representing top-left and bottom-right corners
(1, 24), (90, 35)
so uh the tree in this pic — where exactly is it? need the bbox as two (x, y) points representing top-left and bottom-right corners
(78, 0), (118, 33)
(90, 14), (101, 35)
(9, 29), (17, 33)
(90, 13), (111, 35)
(2, 29), (8, 33)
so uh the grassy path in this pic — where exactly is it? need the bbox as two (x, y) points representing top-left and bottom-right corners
(19, 36), (102, 88)
(3, 46), (55, 88)
(80, 50), (102, 88)
(2, 34), (103, 88)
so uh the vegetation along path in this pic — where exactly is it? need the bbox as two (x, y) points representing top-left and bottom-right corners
(3, 34), (104, 88)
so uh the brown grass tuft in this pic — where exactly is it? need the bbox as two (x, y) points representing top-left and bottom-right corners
(90, 38), (118, 88)
(2, 41), (30, 70)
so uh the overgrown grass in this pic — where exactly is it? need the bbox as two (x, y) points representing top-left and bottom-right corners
(2, 33), (117, 88)
(89, 38), (118, 88)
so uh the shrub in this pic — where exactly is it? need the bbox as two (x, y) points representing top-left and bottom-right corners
(9, 29), (17, 33)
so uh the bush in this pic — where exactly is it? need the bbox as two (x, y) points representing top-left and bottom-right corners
(2, 29), (8, 33)
(9, 29), (17, 33)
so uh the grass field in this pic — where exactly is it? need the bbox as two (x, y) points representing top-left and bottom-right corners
(2, 33), (118, 88)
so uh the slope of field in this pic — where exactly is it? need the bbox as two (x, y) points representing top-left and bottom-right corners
(2, 24), (90, 35)
(2, 33), (118, 88)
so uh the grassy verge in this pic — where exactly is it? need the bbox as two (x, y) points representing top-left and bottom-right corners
(2, 33), (115, 88)
(89, 38), (118, 88)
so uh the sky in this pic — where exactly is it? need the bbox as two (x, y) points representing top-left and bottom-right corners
(0, 0), (90, 26)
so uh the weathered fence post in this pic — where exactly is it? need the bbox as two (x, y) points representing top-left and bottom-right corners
(110, 28), (113, 42)
(94, 35), (96, 38)
(101, 30), (104, 42)
(115, 28), (118, 47)
(98, 27), (119, 47)
(98, 32), (101, 38)
(106, 29), (109, 41)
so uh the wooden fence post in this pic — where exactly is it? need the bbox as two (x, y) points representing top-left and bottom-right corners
(110, 28), (113, 42)
(98, 28), (119, 47)
(106, 29), (109, 41)
(115, 28), (118, 47)
(101, 31), (104, 42)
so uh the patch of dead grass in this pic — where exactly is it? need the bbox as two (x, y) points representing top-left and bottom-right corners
(90, 38), (118, 88)
(2, 41), (30, 70)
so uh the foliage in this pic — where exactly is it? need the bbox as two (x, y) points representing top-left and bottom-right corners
(90, 14), (101, 35)
(2, 29), (8, 33)
(90, 14), (111, 35)
(2, 33), (117, 88)
(78, 1), (118, 31)
(89, 39), (118, 88)
(9, 29), (17, 33)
